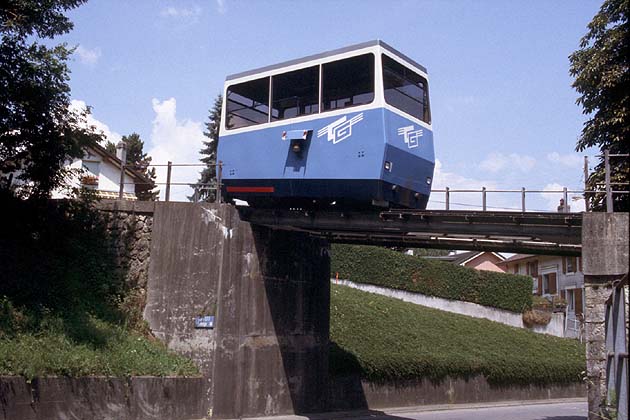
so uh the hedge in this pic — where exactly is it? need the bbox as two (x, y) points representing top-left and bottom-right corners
(330, 285), (585, 385)
(331, 244), (532, 313)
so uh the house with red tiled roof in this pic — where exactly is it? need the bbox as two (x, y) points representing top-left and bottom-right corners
(424, 251), (506, 273)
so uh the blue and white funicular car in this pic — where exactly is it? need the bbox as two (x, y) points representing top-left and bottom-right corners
(218, 40), (434, 209)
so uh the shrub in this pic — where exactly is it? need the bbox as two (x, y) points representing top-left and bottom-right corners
(523, 309), (552, 327)
(331, 244), (533, 313)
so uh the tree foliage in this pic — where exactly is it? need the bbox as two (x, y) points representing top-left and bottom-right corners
(569, 0), (629, 211)
(192, 94), (222, 202)
(105, 133), (158, 201)
(0, 0), (101, 198)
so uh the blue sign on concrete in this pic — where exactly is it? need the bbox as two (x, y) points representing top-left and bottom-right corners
(194, 316), (215, 329)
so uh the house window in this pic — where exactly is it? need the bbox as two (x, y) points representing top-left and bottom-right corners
(542, 273), (557, 295)
(82, 161), (100, 176)
(513, 263), (519, 274)
(526, 261), (538, 277)
(566, 289), (575, 312)
(566, 257), (577, 273)
(532, 278), (538, 294)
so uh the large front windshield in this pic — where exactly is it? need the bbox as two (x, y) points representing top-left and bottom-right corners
(382, 54), (430, 124)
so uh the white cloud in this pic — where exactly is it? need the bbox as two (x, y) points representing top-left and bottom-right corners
(540, 183), (586, 213)
(147, 98), (206, 201)
(69, 99), (121, 145)
(160, 5), (202, 18)
(74, 45), (101, 66)
(216, 0), (227, 14)
(478, 152), (536, 173)
(428, 160), (500, 210)
(546, 152), (583, 168)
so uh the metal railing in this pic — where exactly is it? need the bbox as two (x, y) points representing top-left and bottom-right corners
(116, 161), (223, 203)
(600, 151), (629, 213)
(432, 187), (587, 212)
(112, 151), (627, 210)
(605, 274), (628, 420)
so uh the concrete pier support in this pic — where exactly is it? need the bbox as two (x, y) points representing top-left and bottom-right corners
(143, 203), (331, 418)
(209, 208), (331, 418)
(581, 213), (629, 420)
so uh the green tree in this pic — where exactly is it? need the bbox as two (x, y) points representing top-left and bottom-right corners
(0, 0), (101, 198)
(569, 0), (629, 211)
(192, 94), (222, 202)
(105, 133), (158, 201)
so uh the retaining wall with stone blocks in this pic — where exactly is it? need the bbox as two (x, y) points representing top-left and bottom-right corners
(0, 376), (206, 420)
(581, 212), (628, 420)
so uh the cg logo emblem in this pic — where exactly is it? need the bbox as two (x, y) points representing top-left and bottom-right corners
(397, 125), (423, 149)
(317, 113), (364, 144)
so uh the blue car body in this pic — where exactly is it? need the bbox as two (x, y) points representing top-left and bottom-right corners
(218, 40), (434, 209)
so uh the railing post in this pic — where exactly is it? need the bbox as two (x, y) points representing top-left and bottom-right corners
(165, 161), (172, 202)
(584, 155), (590, 212)
(563, 187), (568, 213)
(482, 187), (487, 211)
(445, 187), (450, 211)
(605, 150), (613, 213)
(521, 187), (526, 212)
(118, 163), (125, 200)
(217, 161), (223, 204)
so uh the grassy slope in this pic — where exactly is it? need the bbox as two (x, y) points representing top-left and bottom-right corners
(0, 316), (197, 379)
(0, 195), (198, 379)
(330, 285), (585, 385)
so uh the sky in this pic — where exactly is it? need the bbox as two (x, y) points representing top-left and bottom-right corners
(59, 0), (602, 209)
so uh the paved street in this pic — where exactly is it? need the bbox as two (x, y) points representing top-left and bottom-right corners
(353, 401), (587, 420)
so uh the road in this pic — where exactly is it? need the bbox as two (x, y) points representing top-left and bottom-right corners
(352, 401), (587, 420)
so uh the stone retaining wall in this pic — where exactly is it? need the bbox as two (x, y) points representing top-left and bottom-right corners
(97, 200), (155, 329)
(0, 376), (206, 420)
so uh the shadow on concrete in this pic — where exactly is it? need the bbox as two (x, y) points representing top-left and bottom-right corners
(302, 411), (416, 420)
(255, 225), (333, 414)
(541, 417), (587, 420)
(253, 225), (409, 417)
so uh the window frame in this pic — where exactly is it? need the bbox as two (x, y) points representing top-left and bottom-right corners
(320, 53), (376, 113)
(225, 76), (272, 129)
(270, 65), (320, 122)
(381, 53), (431, 124)
(224, 52), (377, 130)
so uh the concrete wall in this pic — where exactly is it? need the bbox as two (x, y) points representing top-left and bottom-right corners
(141, 203), (331, 418)
(329, 375), (585, 411)
(335, 279), (566, 337)
(142, 202), (226, 411)
(0, 376), (206, 420)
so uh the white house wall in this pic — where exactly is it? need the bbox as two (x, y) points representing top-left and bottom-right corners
(98, 157), (135, 194)
(53, 151), (136, 198)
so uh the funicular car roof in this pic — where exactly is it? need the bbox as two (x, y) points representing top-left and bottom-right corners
(225, 40), (427, 81)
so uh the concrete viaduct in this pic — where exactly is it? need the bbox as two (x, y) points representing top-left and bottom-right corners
(98, 200), (628, 420)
